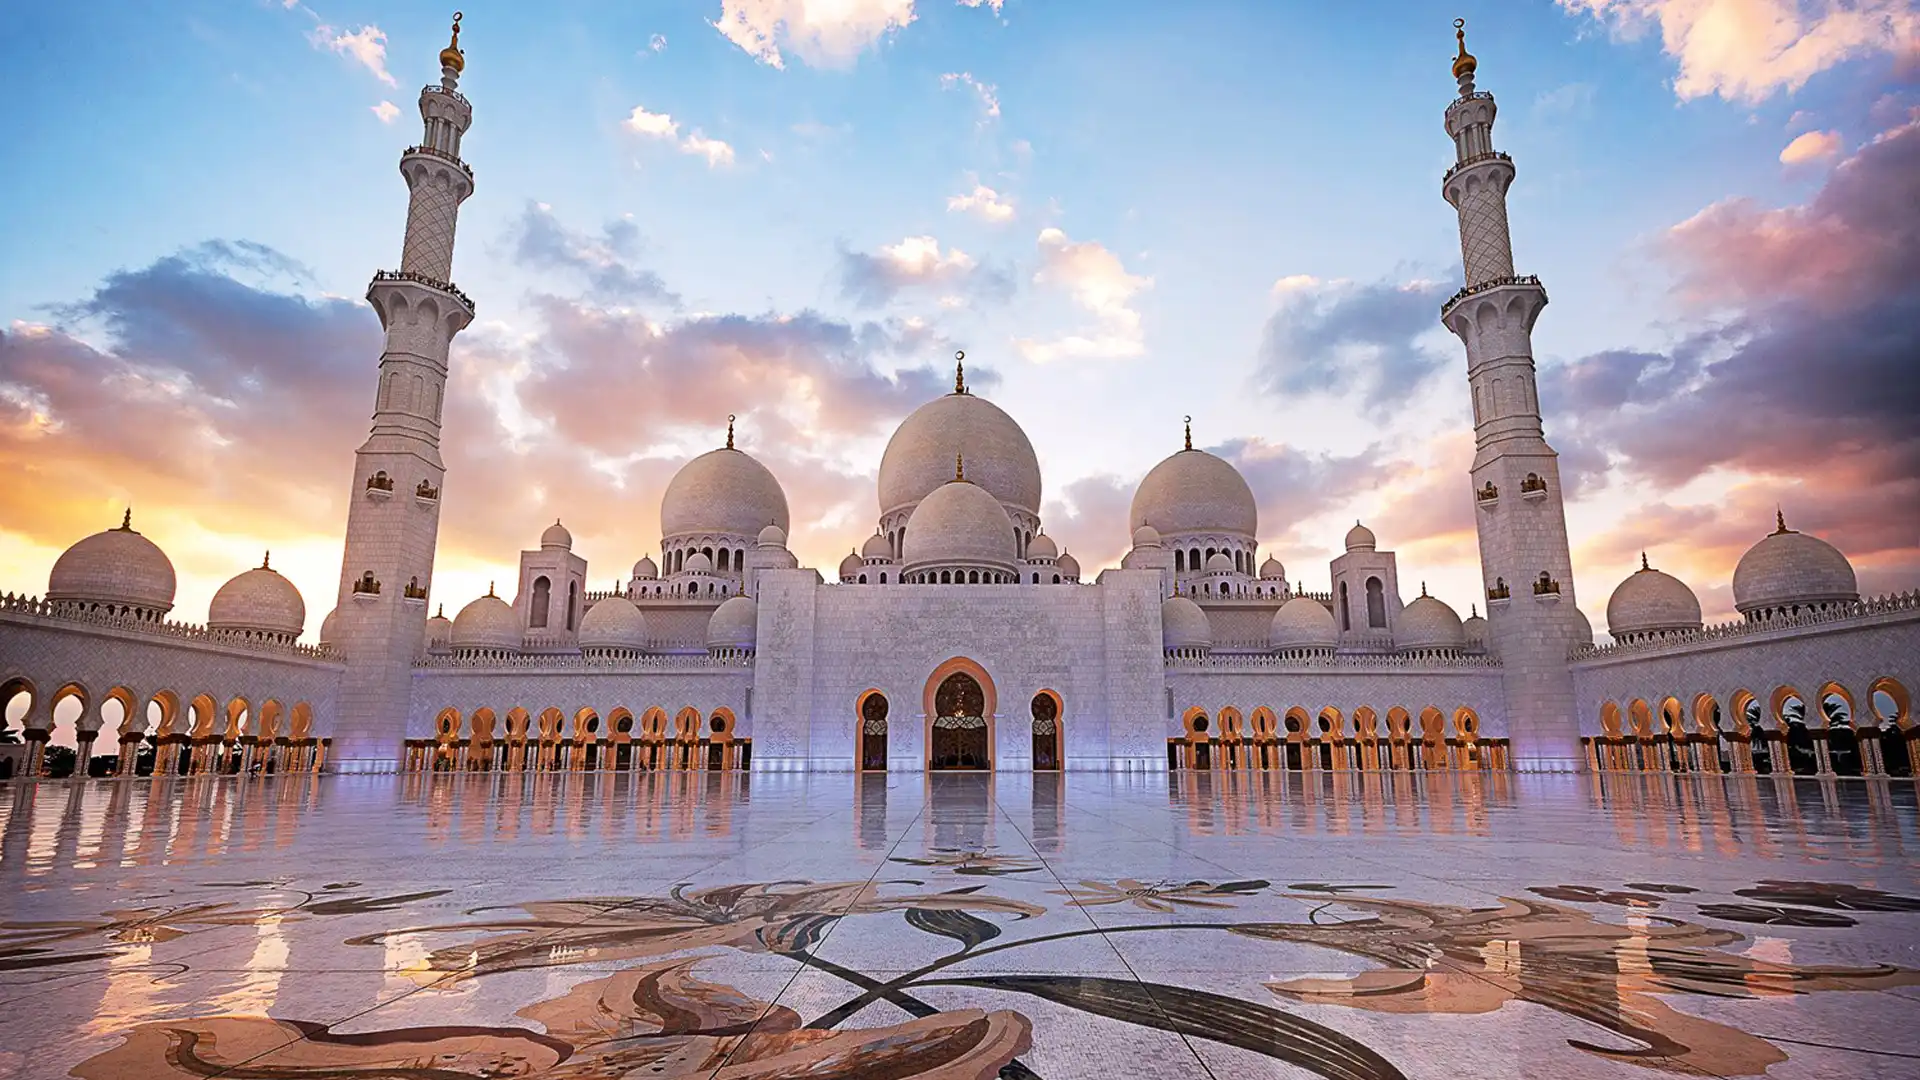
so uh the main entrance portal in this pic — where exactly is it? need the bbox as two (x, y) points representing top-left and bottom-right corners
(930, 671), (989, 770)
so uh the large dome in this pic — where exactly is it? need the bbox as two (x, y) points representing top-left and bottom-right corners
(878, 391), (1041, 517)
(47, 512), (176, 614)
(901, 478), (1019, 575)
(1397, 592), (1465, 652)
(1606, 558), (1703, 639)
(660, 447), (791, 539)
(1161, 595), (1212, 652)
(1270, 597), (1337, 651)
(451, 591), (520, 652)
(707, 595), (758, 650)
(578, 596), (648, 650)
(1129, 449), (1257, 538)
(207, 559), (306, 637)
(1732, 517), (1858, 615)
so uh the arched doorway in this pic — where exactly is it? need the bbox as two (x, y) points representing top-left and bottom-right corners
(929, 669), (990, 770)
(860, 691), (889, 771)
(1031, 691), (1061, 770)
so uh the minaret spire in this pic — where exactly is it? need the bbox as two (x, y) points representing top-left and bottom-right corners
(954, 350), (967, 395)
(1183, 415), (1192, 451)
(726, 413), (736, 449)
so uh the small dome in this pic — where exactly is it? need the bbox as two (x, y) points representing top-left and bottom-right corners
(1270, 596), (1337, 650)
(1344, 521), (1376, 552)
(1130, 448), (1257, 539)
(1205, 552), (1234, 573)
(451, 591), (520, 652)
(207, 559), (305, 637)
(661, 447), (791, 540)
(1131, 525), (1163, 549)
(1462, 607), (1488, 646)
(839, 551), (865, 579)
(1566, 605), (1593, 647)
(861, 531), (893, 560)
(1259, 555), (1286, 580)
(424, 606), (453, 650)
(1732, 516), (1858, 615)
(319, 606), (341, 648)
(879, 390), (1042, 517)
(1161, 595), (1212, 651)
(684, 552), (713, 575)
(540, 519), (573, 550)
(707, 595), (758, 650)
(1057, 551), (1081, 579)
(631, 555), (659, 580)
(1027, 532), (1058, 560)
(901, 478), (1018, 575)
(47, 512), (177, 614)
(757, 524), (788, 547)
(1397, 592), (1465, 651)
(1606, 558), (1703, 638)
(578, 596), (648, 650)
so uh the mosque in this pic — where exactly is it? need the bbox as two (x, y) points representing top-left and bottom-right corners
(2, 20), (1916, 782)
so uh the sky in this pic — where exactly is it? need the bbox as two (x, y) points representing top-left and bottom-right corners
(0, 0), (1916, 643)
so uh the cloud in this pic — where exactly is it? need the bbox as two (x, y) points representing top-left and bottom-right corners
(1254, 275), (1455, 407)
(1557, 0), (1920, 102)
(940, 71), (1001, 122)
(1779, 127), (1843, 162)
(838, 235), (1009, 307)
(712, 0), (917, 70)
(623, 105), (736, 168)
(506, 202), (678, 305)
(957, 0), (1005, 12)
(1040, 474), (1133, 576)
(309, 24), (396, 86)
(650, 33), (668, 52)
(1015, 228), (1152, 363)
(947, 182), (1015, 223)
(370, 100), (399, 124)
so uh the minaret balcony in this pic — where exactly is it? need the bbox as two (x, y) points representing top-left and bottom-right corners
(415, 481), (440, 505)
(1439, 274), (1544, 322)
(369, 269), (477, 318)
(1476, 481), (1499, 510)
(1441, 150), (1511, 188)
(1520, 473), (1550, 501)
(402, 144), (474, 183)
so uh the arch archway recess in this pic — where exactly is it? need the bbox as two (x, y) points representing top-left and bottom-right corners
(925, 659), (995, 771)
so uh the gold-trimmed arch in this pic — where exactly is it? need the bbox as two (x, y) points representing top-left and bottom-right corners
(1869, 676), (1912, 729)
(1690, 692), (1720, 735)
(103, 686), (141, 736)
(50, 681), (91, 734)
(1729, 689), (1760, 733)
(1599, 701), (1623, 738)
(1627, 699), (1655, 739)
(1770, 685), (1808, 726)
(1181, 706), (1211, 738)
(1817, 681), (1856, 728)
(288, 702), (314, 740)
(188, 693), (219, 738)
(922, 657), (998, 727)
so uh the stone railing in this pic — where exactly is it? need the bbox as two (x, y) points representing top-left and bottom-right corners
(369, 269), (476, 314)
(1169, 652), (1500, 671)
(0, 592), (340, 662)
(1440, 274), (1544, 317)
(416, 652), (750, 671)
(402, 144), (473, 181)
(421, 84), (470, 108)
(1571, 590), (1920, 662)
(1441, 150), (1511, 186)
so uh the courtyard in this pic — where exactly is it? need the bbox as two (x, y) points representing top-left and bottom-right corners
(2, 771), (1918, 1078)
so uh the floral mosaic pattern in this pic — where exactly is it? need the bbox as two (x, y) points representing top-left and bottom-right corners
(1049, 877), (1271, 913)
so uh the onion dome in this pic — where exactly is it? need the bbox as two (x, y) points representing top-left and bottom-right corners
(1462, 604), (1487, 648)
(757, 523), (788, 548)
(1161, 595), (1212, 652)
(1259, 555), (1286, 580)
(1205, 552), (1234, 573)
(1027, 532), (1058, 560)
(1451, 19), (1476, 81)
(1344, 521), (1377, 552)
(207, 554), (306, 637)
(578, 596), (649, 651)
(1057, 551), (1081, 580)
(1129, 426), (1257, 539)
(901, 465), (1019, 578)
(631, 555), (659, 580)
(439, 12), (465, 73)
(1269, 596), (1337, 651)
(1731, 511), (1858, 617)
(424, 604), (453, 652)
(839, 551), (865, 580)
(706, 595), (758, 651)
(878, 374), (1042, 518)
(1131, 525), (1163, 549)
(1606, 554), (1703, 640)
(1397, 587), (1465, 652)
(451, 587), (520, 652)
(47, 509), (177, 614)
(319, 606), (341, 649)
(660, 445), (791, 539)
(1566, 605), (1593, 647)
(684, 552), (713, 575)
(861, 531), (893, 560)
(540, 519), (573, 550)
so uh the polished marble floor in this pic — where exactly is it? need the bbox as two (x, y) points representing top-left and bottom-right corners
(2, 770), (1919, 1079)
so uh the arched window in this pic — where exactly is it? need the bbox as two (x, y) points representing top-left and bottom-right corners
(859, 573), (868, 584)
(702, 546), (713, 561)
(1338, 581), (1351, 631)
(1365, 577), (1386, 628)
(940, 570), (952, 584)
(1175, 550), (1186, 572)
(1052, 573), (1061, 584)
(530, 576), (551, 628)
(969, 570), (980, 584)
(566, 581), (578, 630)
(1206, 547), (1217, 562)
(1014, 527), (1022, 555)
(1032, 572), (1040, 583)
(718, 549), (730, 571)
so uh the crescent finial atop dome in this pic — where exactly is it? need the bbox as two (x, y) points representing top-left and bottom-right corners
(440, 11), (465, 73)
(726, 413), (735, 450)
(1452, 18), (1477, 85)
(1773, 506), (1793, 535)
(1183, 415), (1192, 452)
(954, 350), (967, 395)
(117, 507), (134, 532)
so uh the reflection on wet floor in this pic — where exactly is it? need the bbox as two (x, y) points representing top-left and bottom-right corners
(3, 772), (1919, 1080)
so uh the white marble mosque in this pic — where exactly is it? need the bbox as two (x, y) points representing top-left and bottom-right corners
(2, 20), (1917, 783)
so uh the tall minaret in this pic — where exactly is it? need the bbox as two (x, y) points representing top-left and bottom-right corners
(329, 14), (476, 771)
(1439, 21), (1581, 772)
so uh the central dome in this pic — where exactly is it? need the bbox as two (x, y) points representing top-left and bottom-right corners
(901, 478), (1019, 575)
(1130, 449), (1257, 538)
(878, 392), (1041, 518)
(660, 447), (790, 539)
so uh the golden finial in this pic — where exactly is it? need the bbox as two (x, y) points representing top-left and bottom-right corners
(262, 551), (272, 570)
(440, 12), (465, 73)
(955, 451), (966, 482)
(1452, 18), (1477, 82)
(1183, 415), (1192, 451)
(436, 603), (445, 618)
(726, 414), (735, 449)
(1771, 507), (1794, 534)
(1640, 551), (1650, 571)
(1421, 581), (1429, 597)
(116, 507), (133, 531)
(486, 580), (496, 597)
(954, 350), (967, 394)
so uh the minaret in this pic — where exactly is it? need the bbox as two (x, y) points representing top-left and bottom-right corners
(329, 14), (476, 771)
(1439, 21), (1580, 772)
